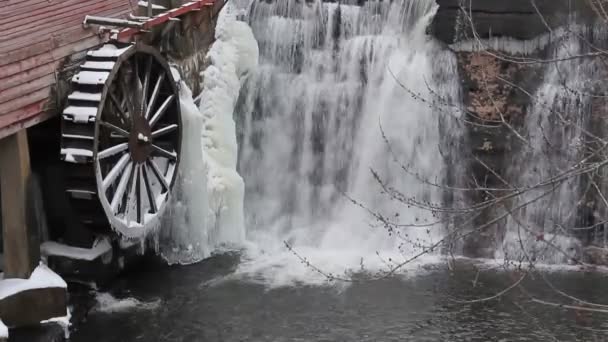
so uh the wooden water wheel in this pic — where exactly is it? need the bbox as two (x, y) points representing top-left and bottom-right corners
(60, 43), (181, 239)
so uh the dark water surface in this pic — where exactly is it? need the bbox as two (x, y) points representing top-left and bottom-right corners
(71, 254), (608, 342)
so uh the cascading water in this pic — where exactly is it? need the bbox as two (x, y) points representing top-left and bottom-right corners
(498, 33), (602, 264)
(235, 0), (464, 284)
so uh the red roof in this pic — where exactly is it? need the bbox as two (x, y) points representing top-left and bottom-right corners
(0, 0), (138, 139)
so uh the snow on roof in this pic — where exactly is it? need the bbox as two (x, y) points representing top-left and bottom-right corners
(0, 263), (67, 301)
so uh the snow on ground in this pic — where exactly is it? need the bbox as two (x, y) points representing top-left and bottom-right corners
(0, 320), (7, 340)
(0, 263), (66, 301)
(93, 293), (160, 313)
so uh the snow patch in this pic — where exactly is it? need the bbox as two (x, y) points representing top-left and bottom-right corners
(41, 237), (112, 262)
(41, 308), (71, 339)
(93, 293), (160, 313)
(137, 1), (166, 10)
(0, 263), (67, 301)
(0, 320), (7, 339)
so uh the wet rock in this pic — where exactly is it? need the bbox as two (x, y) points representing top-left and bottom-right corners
(456, 50), (543, 259)
(583, 246), (608, 266)
(9, 322), (65, 342)
(500, 232), (583, 264)
(0, 287), (66, 328)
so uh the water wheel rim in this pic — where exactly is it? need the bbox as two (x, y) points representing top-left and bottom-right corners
(93, 44), (182, 238)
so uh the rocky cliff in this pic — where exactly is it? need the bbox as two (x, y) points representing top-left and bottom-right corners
(431, 0), (607, 259)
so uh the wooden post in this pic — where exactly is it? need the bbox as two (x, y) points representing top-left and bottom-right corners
(0, 130), (38, 279)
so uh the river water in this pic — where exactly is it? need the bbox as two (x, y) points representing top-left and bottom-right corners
(70, 255), (608, 342)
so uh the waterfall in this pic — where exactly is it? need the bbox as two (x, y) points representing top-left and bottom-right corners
(498, 32), (604, 264)
(235, 0), (464, 284)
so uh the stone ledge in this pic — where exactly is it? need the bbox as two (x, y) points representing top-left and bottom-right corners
(432, 0), (594, 44)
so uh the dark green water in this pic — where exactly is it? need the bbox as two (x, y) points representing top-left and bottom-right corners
(70, 254), (608, 342)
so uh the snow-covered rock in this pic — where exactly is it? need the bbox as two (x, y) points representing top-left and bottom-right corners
(0, 263), (66, 301)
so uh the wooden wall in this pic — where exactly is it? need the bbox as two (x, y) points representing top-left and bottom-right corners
(0, 0), (138, 139)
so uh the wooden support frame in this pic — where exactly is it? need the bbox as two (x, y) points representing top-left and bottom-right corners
(116, 0), (215, 42)
(0, 130), (39, 279)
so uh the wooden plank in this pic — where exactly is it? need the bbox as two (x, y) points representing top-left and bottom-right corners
(117, 0), (214, 40)
(0, 130), (36, 279)
(0, 0), (129, 38)
(1, 0), (136, 12)
(0, 41), (55, 67)
(0, 62), (56, 92)
(0, 89), (49, 117)
(0, 74), (55, 106)
(0, 110), (53, 141)
(0, 0), (129, 43)
(2, 0), (103, 27)
(0, 3), (133, 57)
(0, 4), (130, 53)
(0, 35), (104, 77)
(0, 0), (62, 15)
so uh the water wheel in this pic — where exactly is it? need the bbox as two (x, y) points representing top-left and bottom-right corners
(60, 43), (181, 239)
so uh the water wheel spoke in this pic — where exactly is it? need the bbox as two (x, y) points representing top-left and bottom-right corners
(145, 72), (165, 119)
(102, 153), (130, 191)
(151, 124), (178, 139)
(142, 56), (152, 114)
(151, 144), (177, 161)
(149, 95), (175, 127)
(111, 161), (133, 213)
(125, 164), (140, 223)
(100, 121), (129, 138)
(142, 165), (157, 214)
(109, 90), (130, 124)
(136, 166), (142, 224)
(98, 142), (129, 159)
(146, 159), (170, 192)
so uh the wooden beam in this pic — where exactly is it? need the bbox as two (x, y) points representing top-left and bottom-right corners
(0, 130), (38, 279)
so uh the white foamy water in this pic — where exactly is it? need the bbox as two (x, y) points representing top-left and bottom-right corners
(93, 293), (160, 313)
(234, 0), (463, 286)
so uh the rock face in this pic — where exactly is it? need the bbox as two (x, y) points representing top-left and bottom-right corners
(430, 0), (603, 258)
(456, 51), (544, 258)
(432, 0), (593, 44)
(583, 246), (608, 266)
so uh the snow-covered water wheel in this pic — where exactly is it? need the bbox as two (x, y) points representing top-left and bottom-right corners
(60, 43), (181, 239)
